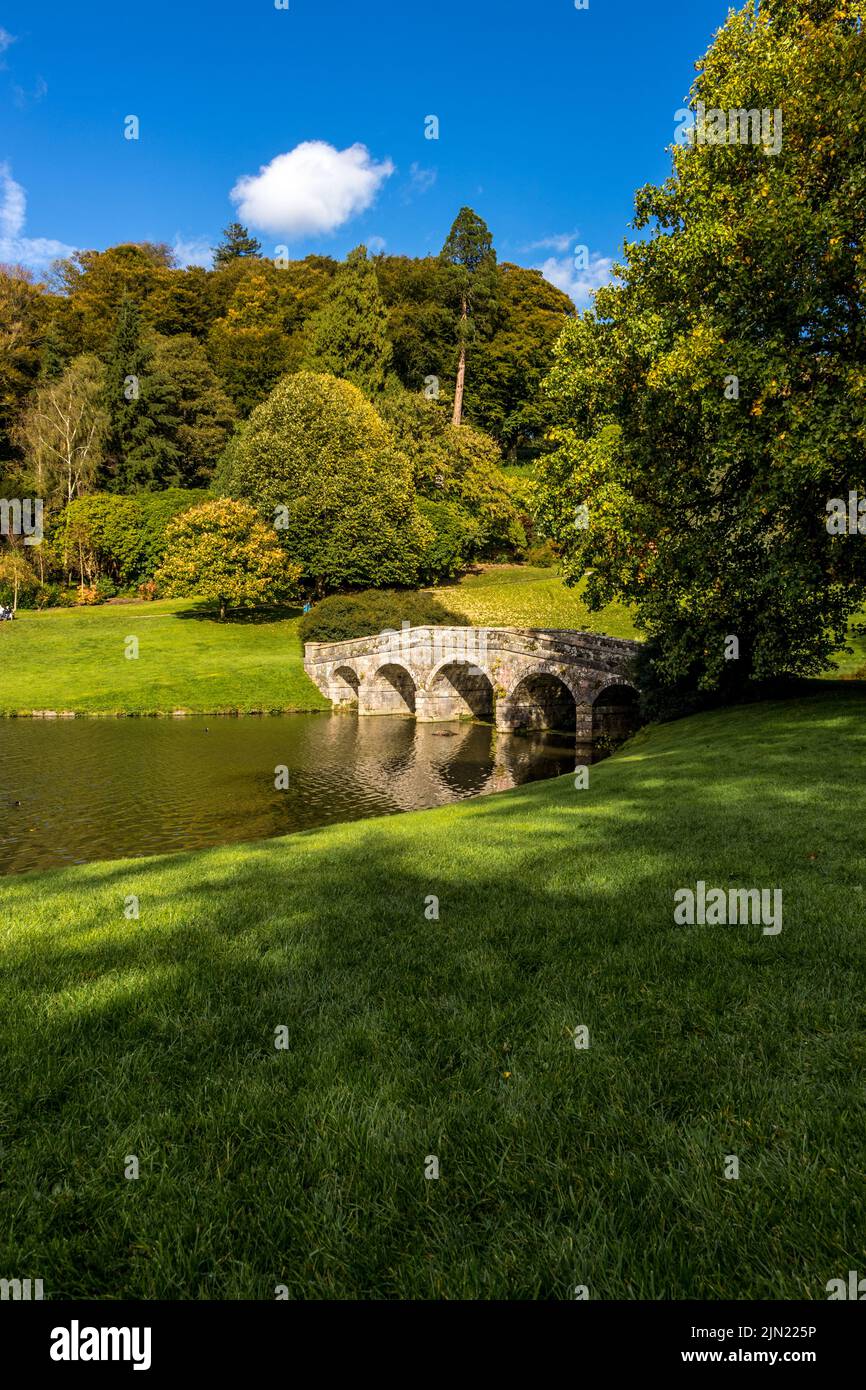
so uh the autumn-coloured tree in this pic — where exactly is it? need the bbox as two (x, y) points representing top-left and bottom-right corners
(15, 354), (107, 507)
(155, 497), (302, 619)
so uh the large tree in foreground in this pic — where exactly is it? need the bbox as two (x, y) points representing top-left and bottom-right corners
(536, 0), (866, 693)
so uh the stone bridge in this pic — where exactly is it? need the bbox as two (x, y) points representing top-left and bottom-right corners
(304, 626), (642, 738)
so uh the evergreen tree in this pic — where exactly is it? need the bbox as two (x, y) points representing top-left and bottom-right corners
(439, 208), (498, 426)
(102, 297), (180, 491)
(303, 246), (393, 397)
(212, 221), (263, 269)
(39, 317), (69, 383)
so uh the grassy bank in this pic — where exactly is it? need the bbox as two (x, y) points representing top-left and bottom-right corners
(1, 685), (864, 1299)
(0, 599), (329, 716)
(0, 572), (860, 716)
(436, 564), (639, 637)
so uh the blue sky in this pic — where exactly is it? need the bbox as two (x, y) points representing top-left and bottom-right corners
(0, 0), (732, 304)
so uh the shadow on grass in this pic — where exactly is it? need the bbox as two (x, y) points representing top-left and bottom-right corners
(172, 603), (306, 625)
(1, 688), (865, 1298)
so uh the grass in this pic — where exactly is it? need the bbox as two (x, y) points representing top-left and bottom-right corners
(0, 599), (330, 716)
(1, 683), (864, 1299)
(825, 612), (866, 678)
(431, 564), (639, 638)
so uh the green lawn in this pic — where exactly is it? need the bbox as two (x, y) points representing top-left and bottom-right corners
(0, 599), (330, 716)
(431, 564), (639, 638)
(826, 611), (866, 678)
(1, 684), (864, 1299)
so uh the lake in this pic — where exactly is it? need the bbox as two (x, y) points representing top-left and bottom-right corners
(0, 714), (593, 876)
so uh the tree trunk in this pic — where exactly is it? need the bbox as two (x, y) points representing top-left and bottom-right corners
(452, 298), (468, 427)
(219, 599), (227, 621)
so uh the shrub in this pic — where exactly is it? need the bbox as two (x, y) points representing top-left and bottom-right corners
(35, 583), (62, 609)
(56, 490), (205, 588)
(94, 576), (118, 602)
(299, 588), (463, 644)
(526, 539), (558, 567)
(380, 390), (526, 556)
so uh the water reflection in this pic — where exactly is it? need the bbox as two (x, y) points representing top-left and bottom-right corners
(0, 713), (603, 876)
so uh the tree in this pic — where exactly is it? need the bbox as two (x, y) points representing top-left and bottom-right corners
(303, 245), (393, 396)
(150, 335), (237, 486)
(155, 498), (301, 619)
(536, 0), (866, 694)
(15, 354), (107, 507)
(380, 390), (525, 555)
(0, 265), (46, 464)
(102, 297), (181, 491)
(464, 263), (574, 458)
(439, 208), (498, 426)
(50, 243), (175, 354)
(207, 270), (299, 415)
(218, 371), (429, 593)
(0, 541), (35, 612)
(212, 222), (262, 269)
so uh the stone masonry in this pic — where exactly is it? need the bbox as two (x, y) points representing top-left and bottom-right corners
(303, 626), (641, 736)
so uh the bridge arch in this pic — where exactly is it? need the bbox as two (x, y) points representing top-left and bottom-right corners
(361, 661), (418, 716)
(329, 665), (361, 707)
(591, 681), (640, 740)
(496, 667), (582, 734)
(420, 658), (495, 722)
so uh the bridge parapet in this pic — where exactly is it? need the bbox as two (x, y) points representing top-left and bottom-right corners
(303, 625), (641, 735)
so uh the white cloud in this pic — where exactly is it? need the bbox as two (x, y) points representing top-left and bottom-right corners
(366, 235), (386, 254)
(0, 163), (25, 239)
(0, 163), (75, 270)
(522, 230), (578, 255)
(13, 76), (48, 109)
(230, 141), (394, 240)
(172, 234), (213, 269)
(408, 162), (437, 195)
(536, 250), (615, 311)
(0, 26), (15, 73)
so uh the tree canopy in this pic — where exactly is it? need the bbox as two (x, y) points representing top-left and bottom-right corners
(219, 371), (430, 593)
(535, 0), (866, 692)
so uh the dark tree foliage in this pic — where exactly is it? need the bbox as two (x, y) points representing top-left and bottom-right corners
(212, 222), (263, 268)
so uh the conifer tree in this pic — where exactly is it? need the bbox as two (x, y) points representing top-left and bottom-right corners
(303, 245), (393, 397)
(212, 221), (262, 268)
(439, 208), (498, 426)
